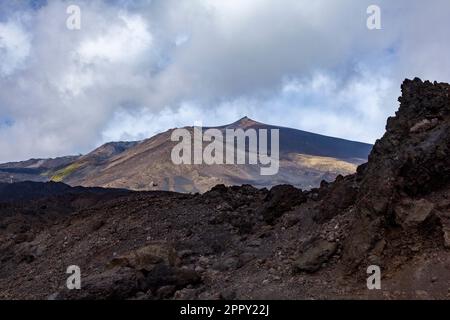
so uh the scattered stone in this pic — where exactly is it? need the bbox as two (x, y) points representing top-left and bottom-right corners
(142, 264), (201, 290)
(219, 288), (236, 300)
(178, 250), (194, 259)
(395, 199), (435, 228)
(47, 292), (59, 300)
(248, 239), (262, 247)
(439, 216), (450, 248)
(239, 253), (255, 265)
(213, 257), (241, 271)
(59, 267), (143, 300)
(194, 266), (205, 273)
(294, 240), (338, 273)
(174, 288), (198, 300)
(198, 256), (210, 266)
(109, 243), (180, 271)
(156, 285), (177, 299)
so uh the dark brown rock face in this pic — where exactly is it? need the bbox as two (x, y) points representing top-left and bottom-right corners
(341, 78), (450, 268)
(358, 78), (450, 212)
(259, 185), (306, 224)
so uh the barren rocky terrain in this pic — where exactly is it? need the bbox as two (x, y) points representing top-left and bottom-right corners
(0, 78), (449, 300)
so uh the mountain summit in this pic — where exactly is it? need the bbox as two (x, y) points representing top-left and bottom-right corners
(225, 116), (260, 128)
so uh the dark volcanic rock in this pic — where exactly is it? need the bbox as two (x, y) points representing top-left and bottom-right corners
(259, 185), (306, 224)
(109, 243), (180, 271)
(294, 239), (338, 273)
(342, 78), (450, 268)
(394, 198), (435, 228)
(0, 181), (130, 202)
(60, 267), (143, 300)
(315, 174), (358, 223)
(141, 264), (201, 291)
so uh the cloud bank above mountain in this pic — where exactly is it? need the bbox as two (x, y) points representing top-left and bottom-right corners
(0, 0), (449, 162)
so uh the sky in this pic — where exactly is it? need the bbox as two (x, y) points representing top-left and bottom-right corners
(0, 0), (449, 162)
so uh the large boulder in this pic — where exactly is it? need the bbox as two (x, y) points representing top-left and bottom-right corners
(109, 243), (180, 271)
(293, 239), (338, 273)
(58, 267), (143, 300)
(140, 264), (201, 290)
(395, 198), (435, 228)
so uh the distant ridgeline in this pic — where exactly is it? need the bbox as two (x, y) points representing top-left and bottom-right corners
(0, 119), (372, 193)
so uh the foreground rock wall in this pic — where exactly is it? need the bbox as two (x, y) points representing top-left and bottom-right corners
(341, 78), (450, 269)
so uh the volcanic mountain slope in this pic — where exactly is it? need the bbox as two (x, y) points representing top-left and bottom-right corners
(0, 78), (449, 300)
(0, 118), (372, 193)
(0, 156), (80, 184)
(49, 141), (139, 183)
(0, 142), (138, 185)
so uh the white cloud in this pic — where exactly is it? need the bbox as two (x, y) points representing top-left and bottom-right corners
(77, 13), (152, 64)
(0, 20), (31, 77)
(57, 12), (153, 96)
